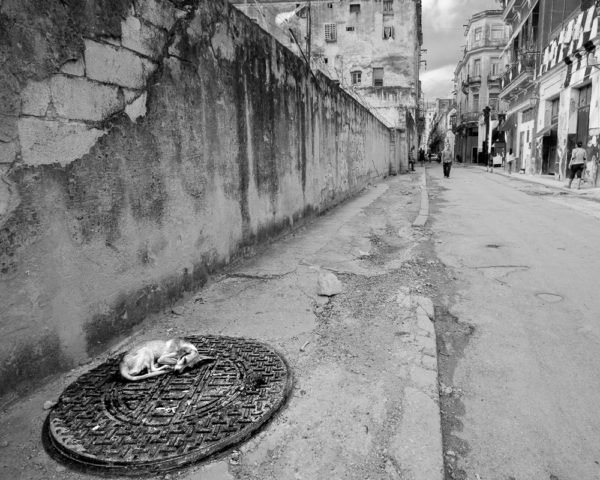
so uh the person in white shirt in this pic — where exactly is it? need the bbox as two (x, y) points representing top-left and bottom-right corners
(567, 141), (587, 189)
(506, 148), (515, 174)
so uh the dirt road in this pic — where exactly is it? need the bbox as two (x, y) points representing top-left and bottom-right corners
(429, 165), (600, 480)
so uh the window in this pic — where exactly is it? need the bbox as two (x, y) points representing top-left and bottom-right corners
(383, 26), (394, 39)
(473, 59), (481, 76)
(551, 98), (559, 119)
(383, 0), (393, 13)
(491, 26), (504, 40)
(327, 2), (333, 7)
(489, 94), (498, 110)
(472, 93), (479, 111)
(490, 58), (500, 75)
(474, 27), (482, 42)
(373, 67), (384, 86)
(351, 71), (362, 85)
(324, 23), (337, 42)
(349, 4), (360, 13)
(346, 26), (355, 31)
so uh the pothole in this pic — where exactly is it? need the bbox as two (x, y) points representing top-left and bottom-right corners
(535, 292), (564, 303)
(43, 335), (292, 476)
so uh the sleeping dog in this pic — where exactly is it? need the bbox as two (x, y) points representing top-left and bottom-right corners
(119, 339), (214, 381)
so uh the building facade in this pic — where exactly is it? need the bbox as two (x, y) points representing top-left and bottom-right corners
(499, 0), (599, 178)
(454, 10), (507, 164)
(232, 0), (423, 170)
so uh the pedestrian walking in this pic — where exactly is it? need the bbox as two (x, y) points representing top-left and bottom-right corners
(442, 148), (452, 178)
(408, 146), (415, 172)
(567, 141), (587, 189)
(419, 148), (425, 167)
(428, 151), (432, 163)
(506, 148), (514, 174)
(486, 149), (494, 173)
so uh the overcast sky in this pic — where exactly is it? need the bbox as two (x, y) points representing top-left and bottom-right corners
(421, 0), (502, 101)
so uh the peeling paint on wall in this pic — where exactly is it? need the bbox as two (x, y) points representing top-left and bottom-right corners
(0, 0), (394, 397)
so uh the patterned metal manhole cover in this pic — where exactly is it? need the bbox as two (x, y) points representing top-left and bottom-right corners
(43, 335), (292, 476)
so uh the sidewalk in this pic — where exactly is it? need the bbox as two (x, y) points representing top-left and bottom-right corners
(0, 172), (443, 480)
(470, 163), (600, 200)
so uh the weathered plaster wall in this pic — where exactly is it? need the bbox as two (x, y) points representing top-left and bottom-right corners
(0, 0), (392, 397)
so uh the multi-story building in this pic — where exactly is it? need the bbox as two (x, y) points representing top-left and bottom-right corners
(232, 0), (423, 169)
(498, 0), (599, 177)
(454, 10), (507, 164)
(533, 1), (599, 180)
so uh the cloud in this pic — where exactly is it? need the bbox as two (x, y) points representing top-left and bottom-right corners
(422, 0), (464, 31)
(423, 0), (500, 31)
(421, 64), (456, 100)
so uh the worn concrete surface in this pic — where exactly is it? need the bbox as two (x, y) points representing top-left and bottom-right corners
(0, 172), (443, 480)
(430, 165), (600, 480)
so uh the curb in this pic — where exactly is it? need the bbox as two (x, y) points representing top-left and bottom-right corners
(475, 165), (600, 197)
(412, 170), (429, 227)
(397, 294), (444, 480)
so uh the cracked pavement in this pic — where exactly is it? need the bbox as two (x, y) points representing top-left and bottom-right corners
(0, 172), (444, 480)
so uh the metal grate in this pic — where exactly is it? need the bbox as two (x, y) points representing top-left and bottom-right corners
(43, 335), (293, 476)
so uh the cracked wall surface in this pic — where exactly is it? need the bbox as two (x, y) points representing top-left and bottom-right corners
(0, 0), (393, 397)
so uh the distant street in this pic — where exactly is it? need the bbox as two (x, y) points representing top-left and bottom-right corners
(429, 165), (600, 480)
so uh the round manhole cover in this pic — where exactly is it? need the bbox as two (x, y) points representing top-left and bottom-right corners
(43, 335), (292, 476)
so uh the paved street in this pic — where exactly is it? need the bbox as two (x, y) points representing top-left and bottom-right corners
(429, 164), (600, 480)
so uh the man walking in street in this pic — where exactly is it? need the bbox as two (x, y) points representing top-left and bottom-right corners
(419, 147), (425, 167)
(442, 148), (452, 178)
(567, 141), (587, 189)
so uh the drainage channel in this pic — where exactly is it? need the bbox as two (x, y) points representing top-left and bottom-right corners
(43, 335), (293, 476)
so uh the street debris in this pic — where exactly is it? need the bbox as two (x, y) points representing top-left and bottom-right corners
(43, 400), (56, 410)
(300, 341), (310, 352)
(358, 249), (371, 258)
(229, 450), (241, 465)
(194, 295), (205, 304)
(171, 306), (184, 316)
(317, 271), (344, 296)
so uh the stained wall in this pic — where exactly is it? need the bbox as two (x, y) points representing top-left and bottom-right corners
(0, 0), (393, 397)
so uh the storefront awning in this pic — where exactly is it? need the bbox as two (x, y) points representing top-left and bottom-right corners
(536, 124), (557, 137)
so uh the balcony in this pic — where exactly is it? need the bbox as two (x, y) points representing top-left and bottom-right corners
(461, 75), (482, 92)
(487, 72), (502, 83)
(500, 53), (536, 99)
(460, 112), (480, 124)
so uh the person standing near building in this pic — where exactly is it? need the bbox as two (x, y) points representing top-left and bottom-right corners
(442, 148), (453, 178)
(567, 141), (587, 189)
(506, 148), (515, 174)
(408, 146), (416, 172)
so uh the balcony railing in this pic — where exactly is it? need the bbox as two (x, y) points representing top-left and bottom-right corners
(461, 112), (480, 123)
(501, 54), (536, 91)
(488, 72), (502, 83)
(461, 75), (482, 92)
(467, 38), (507, 51)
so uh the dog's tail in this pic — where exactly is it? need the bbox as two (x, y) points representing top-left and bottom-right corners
(119, 363), (170, 382)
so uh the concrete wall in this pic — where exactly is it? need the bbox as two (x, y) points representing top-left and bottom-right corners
(0, 0), (393, 397)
